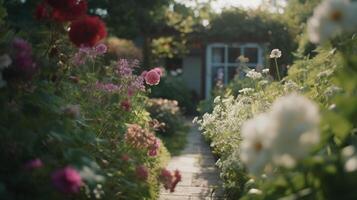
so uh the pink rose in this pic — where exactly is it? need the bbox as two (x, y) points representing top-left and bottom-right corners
(153, 67), (163, 76)
(51, 166), (83, 194)
(144, 69), (161, 86)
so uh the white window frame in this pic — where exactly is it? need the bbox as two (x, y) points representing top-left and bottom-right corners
(205, 43), (264, 98)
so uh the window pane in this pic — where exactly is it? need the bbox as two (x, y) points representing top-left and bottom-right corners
(244, 48), (258, 64)
(212, 47), (225, 64)
(228, 47), (240, 63)
(212, 66), (224, 88)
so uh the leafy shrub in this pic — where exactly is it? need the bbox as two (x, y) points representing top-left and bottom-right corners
(147, 98), (189, 155)
(149, 74), (196, 115)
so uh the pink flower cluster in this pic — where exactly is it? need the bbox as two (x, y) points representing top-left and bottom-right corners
(72, 43), (107, 65)
(115, 59), (145, 96)
(125, 124), (160, 157)
(23, 159), (83, 195)
(52, 166), (83, 194)
(148, 139), (160, 157)
(159, 168), (182, 192)
(135, 165), (149, 180)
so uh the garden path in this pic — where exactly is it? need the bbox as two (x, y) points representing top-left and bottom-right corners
(159, 123), (223, 200)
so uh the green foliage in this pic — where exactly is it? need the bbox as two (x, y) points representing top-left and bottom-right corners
(147, 98), (189, 155)
(149, 74), (196, 114)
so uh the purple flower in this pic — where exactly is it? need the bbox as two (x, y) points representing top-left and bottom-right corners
(24, 158), (43, 170)
(95, 43), (107, 55)
(72, 44), (107, 66)
(8, 38), (37, 79)
(95, 82), (120, 93)
(116, 59), (133, 76)
(52, 166), (83, 194)
(13, 38), (32, 53)
(72, 51), (87, 65)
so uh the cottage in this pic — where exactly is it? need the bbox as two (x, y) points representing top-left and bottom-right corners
(182, 39), (267, 99)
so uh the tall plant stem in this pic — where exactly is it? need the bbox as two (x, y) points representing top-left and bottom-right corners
(274, 58), (281, 81)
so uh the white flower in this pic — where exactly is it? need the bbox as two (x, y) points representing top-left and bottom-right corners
(324, 85), (343, 98)
(192, 116), (199, 124)
(342, 146), (357, 172)
(213, 96), (221, 104)
(307, 0), (357, 43)
(239, 88), (254, 94)
(258, 80), (269, 87)
(248, 188), (262, 195)
(80, 166), (105, 183)
(246, 69), (262, 80)
(240, 114), (276, 175)
(345, 157), (357, 172)
(0, 54), (12, 70)
(317, 69), (334, 78)
(342, 145), (355, 158)
(270, 94), (320, 168)
(283, 80), (299, 93)
(328, 104), (336, 110)
(269, 49), (282, 58)
(262, 68), (270, 74)
(170, 70), (178, 76)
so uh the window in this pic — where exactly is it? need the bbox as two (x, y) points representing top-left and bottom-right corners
(206, 43), (263, 98)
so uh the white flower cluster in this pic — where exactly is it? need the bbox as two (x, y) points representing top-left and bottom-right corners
(342, 146), (357, 172)
(239, 88), (254, 94)
(246, 69), (262, 80)
(262, 68), (270, 74)
(307, 0), (357, 43)
(0, 54), (12, 88)
(269, 49), (282, 59)
(240, 94), (320, 175)
(195, 94), (270, 155)
(283, 80), (300, 93)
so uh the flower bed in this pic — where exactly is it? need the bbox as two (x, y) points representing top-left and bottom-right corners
(195, 1), (357, 199)
(0, 1), (182, 199)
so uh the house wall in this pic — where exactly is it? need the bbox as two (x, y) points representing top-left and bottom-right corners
(182, 55), (202, 98)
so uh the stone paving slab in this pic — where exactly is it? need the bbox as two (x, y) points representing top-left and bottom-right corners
(159, 124), (224, 200)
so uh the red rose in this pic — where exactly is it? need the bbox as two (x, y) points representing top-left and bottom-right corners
(35, 2), (51, 20)
(69, 16), (107, 47)
(47, 0), (87, 22)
